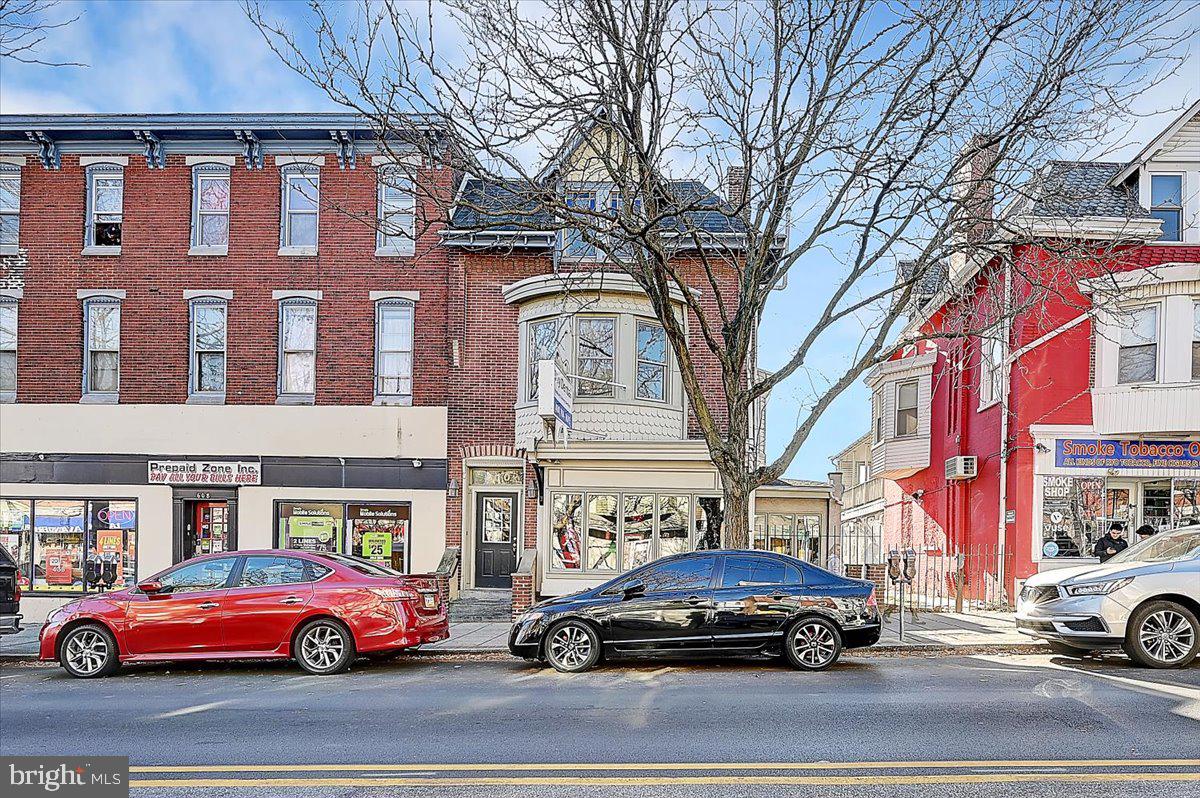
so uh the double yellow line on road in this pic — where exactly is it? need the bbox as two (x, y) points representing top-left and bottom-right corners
(129, 759), (1200, 789)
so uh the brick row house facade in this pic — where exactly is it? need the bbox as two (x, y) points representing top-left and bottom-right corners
(851, 102), (1200, 603)
(0, 113), (834, 622)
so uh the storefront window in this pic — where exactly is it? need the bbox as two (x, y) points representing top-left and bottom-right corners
(623, 494), (654, 571)
(1174, 479), (1200, 527)
(277, 502), (344, 553)
(348, 503), (410, 573)
(1040, 476), (1104, 558)
(33, 500), (86, 591)
(0, 499), (32, 588)
(551, 493), (583, 569)
(695, 497), (723, 549)
(586, 494), (618, 570)
(658, 495), (690, 557)
(87, 500), (137, 591)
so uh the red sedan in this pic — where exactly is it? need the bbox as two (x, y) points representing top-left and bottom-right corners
(39, 549), (448, 678)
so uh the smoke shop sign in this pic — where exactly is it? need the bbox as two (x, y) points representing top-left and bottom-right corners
(148, 460), (262, 485)
(1055, 439), (1200, 470)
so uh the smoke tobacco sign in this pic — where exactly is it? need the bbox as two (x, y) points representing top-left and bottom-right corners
(147, 460), (262, 486)
(3, 756), (128, 797)
(1055, 439), (1200, 470)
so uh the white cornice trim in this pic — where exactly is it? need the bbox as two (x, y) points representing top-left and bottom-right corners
(369, 290), (420, 302)
(78, 155), (128, 167)
(1079, 262), (1200, 294)
(272, 290), (323, 301)
(1009, 215), (1163, 242)
(0, 289), (23, 300)
(275, 155), (325, 167)
(371, 154), (422, 167)
(534, 438), (714, 463)
(76, 289), (126, 300)
(185, 155), (237, 166)
(1110, 100), (1200, 185)
(0, 155), (26, 167)
(865, 351), (938, 388)
(184, 289), (234, 300)
(502, 271), (694, 305)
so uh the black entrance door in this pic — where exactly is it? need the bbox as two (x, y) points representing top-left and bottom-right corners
(475, 492), (517, 588)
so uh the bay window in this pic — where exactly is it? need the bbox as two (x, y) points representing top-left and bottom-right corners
(1150, 174), (1183, 243)
(576, 316), (615, 397)
(83, 297), (120, 396)
(636, 321), (667, 401)
(279, 300), (317, 398)
(375, 299), (414, 401)
(895, 379), (918, 437)
(85, 164), (123, 249)
(189, 298), (227, 396)
(528, 318), (562, 400)
(1117, 305), (1158, 384)
(192, 165), (230, 251)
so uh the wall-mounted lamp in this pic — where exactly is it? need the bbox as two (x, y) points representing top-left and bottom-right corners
(447, 477), (459, 498)
(1035, 442), (1050, 454)
(526, 479), (539, 500)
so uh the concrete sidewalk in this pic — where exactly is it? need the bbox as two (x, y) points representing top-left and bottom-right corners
(0, 609), (1033, 660)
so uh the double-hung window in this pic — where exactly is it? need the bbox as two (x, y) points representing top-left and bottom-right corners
(1192, 301), (1199, 381)
(281, 167), (319, 252)
(278, 300), (317, 398)
(894, 379), (918, 437)
(873, 391), (884, 442)
(83, 298), (120, 396)
(189, 298), (227, 397)
(636, 320), (667, 401)
(0, 300), (15, 398)
(563, 190), (598, 259)
(377, 168), (415, 256)
(978, 334), (1003, 406)
(576, 316), (615, 397)
(1116, 305), (1158, 384)
(86, 165), (123, 249)
(191, 165), (230, 252)
(528, 318), (562, 401)
(375, 300), (414, 401)
(0, 165), (19, 252)
(1150, 175), (1183, 243)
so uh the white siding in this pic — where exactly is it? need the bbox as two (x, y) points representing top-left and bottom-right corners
(1159, 113), (1200, 161)
(866, 353), (935, 478)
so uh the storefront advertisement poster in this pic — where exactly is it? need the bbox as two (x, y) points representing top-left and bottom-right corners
(361, 531), (392, 563)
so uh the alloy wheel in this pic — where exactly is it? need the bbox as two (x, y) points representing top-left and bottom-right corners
(548, 624), (593, 670)
(793, 621), (837, 668)
(299, 623), (346, 672)
(1139, 609), (1196, 665)
(64, 629), (109, 676)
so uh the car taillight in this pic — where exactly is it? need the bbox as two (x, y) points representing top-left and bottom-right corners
(14, 582), (20, 603)
(370, 586), (420, 603)
(866, 588), (877, 609)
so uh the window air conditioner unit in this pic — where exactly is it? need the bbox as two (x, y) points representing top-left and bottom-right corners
(945, 456), (978, 480)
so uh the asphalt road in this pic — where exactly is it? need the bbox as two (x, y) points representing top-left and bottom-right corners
(1, 651), (1198, 797)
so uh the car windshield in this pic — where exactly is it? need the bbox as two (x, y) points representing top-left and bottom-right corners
(1107, 528), (1200, 564)
(314, 552), (403, 578)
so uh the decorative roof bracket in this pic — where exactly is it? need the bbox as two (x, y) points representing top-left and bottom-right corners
(132, 130), (165, 169)
(25, 131), (60, 170)
(234, 129), (263, 169)
(330, 130), (356, 169)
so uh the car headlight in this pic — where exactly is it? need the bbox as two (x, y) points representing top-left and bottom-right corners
(1064, 577), (1133, 597)
(518, 611), (544, 625)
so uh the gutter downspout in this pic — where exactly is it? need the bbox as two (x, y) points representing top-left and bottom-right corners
(996, 258), (1013, 600)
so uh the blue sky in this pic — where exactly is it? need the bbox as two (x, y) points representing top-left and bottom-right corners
(2, 0), (1197, 480)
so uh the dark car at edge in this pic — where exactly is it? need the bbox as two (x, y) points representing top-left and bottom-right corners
(509, 549), (881, 672)
(0, 544), (22, 636)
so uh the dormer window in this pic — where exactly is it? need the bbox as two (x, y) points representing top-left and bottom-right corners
(1150, 175), (1183, 242)
(563, 190), (598, 258)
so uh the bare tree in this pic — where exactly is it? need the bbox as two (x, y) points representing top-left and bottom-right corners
(0, 0), (83, 66)
(248, 0), (1191, 547)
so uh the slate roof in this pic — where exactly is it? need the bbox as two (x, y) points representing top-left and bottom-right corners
(1014, 161), (1148, 220)
(899, 259), (948, 307)
(448, 177), (746, 235)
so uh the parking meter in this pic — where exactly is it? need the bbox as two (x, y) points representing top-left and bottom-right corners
(903, 548), (918, 582)
(886, 549), (901, 583)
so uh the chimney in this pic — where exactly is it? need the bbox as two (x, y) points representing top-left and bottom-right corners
(827, 471), (844, 501)
(957, 134), (998, 244)
(725, 164), (748, 212)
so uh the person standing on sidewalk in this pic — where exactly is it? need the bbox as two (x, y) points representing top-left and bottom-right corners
(1093, 522), (1128, 563)
(826, 544), (846, 576)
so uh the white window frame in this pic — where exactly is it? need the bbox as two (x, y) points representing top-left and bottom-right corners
(280, 166), (319, 255)
(562, 189), (599, 260)
(0, 165), (19, 254)
(277, 299), (317, 401)
(374, 299), (414, 403)
(1149, 173), (1183, 243)
(1116, 303), (1160, 385)
(376, 167), (416, 257)
(978, 333), (1003, 409)
(894, 378), (919, 438)
(0, 299), (16, 401)
(575, 315), (616, 398)
(635, 319), (668, 402)
(82, 296), (121, 400)
(873, 390), (884, 443)
(1192, 299), (1200, 382)
(527, 317), (563, 401)
(84, 164), (123, 253)
(190, 164), (231, 255)
(188, 297), (227, 400)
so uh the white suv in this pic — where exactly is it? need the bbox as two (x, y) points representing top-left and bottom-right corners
(1016, 526), (1200, 668)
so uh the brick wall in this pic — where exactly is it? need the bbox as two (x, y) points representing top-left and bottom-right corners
(4, 154), (455, 405)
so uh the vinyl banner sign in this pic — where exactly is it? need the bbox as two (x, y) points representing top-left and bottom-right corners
(1055, 439), (1200, 470)
(148, 460), (262, 485)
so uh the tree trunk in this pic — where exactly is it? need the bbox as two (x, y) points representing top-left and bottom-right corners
(721, 476), (753, 549)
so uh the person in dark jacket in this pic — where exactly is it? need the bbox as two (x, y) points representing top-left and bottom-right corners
(1134, 524), (1156, 543)
(1093, 522), (1128, 562)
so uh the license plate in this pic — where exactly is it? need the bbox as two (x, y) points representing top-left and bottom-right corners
(422, 594), (438, 610)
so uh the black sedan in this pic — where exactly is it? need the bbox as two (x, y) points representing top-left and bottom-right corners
(509, 549), (881, 672)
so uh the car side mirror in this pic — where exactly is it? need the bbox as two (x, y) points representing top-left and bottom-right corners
(622, 582), (645, 600)
(138, 580), (163, 595)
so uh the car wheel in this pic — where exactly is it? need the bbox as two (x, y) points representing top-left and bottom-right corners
(1123, 601), (1200, 669)
(1047, 641), (1092, 657)
(294, 619), (356, 675)
(544, 620), (601, 673)
(784, 616), (843, 671)
(59, 623), (120, 679)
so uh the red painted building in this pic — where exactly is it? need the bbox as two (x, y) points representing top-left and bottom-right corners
(864, 103), (1200, 599)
